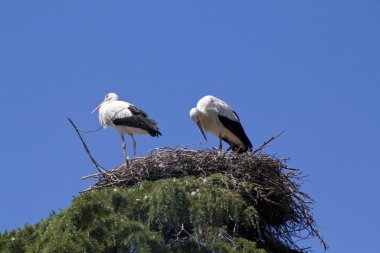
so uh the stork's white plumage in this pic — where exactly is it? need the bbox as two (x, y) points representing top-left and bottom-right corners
(92, 92), (161, 163)
(190, 95), (252, 153)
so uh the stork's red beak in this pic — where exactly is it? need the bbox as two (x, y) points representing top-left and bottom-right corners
(196, 120), (207, 142)
(91, 102), (103, 113)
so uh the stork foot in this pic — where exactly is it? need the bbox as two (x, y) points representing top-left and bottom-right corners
(123, 151), (129, 167)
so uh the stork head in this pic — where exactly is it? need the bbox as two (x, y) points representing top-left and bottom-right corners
(104, 92), (118, 102)
(92, 92), (119, 113)
(189, 108), (207, 141)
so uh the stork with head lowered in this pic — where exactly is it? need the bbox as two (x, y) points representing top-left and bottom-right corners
(190, 95), (252, 153)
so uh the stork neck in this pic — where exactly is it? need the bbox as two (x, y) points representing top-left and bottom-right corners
(98, 100), (112, 111)
(196, 108), (207, 118)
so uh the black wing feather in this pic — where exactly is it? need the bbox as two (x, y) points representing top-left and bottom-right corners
(218, 115), (252, 152)
(112, 105), (161, 137)
(128, 105), (148, 117)
(232, 110), (240, 121)
(113, 116), (161, 137)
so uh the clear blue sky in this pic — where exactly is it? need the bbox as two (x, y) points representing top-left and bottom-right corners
(0, 1), (379, 252)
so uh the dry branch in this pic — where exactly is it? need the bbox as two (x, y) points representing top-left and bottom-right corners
(68, 117), (107, 176)
(252, 130), (285, 154)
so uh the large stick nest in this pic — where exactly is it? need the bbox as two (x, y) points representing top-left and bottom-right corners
(83, 147), (327, 252)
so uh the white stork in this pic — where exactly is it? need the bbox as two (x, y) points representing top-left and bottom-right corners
(189, 95), (252, 153)
(92, 92), (161, 163)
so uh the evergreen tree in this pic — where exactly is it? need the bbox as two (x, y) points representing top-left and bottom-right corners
(1, 176), (266, 252)
(1, 149), (326, 252)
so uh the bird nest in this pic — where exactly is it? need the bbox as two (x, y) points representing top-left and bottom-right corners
(82, 147), (327, 252)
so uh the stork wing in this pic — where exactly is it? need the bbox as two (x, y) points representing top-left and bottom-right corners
(102, 101), (161, 137)
(218, 115), (252, 151)
(232, 110), (240, 121)
(109, 103), (160, 137)
(128, 104), (159, 126)
(104, 102), (148, 122)
(128, 104), (148, 117)
(113, 116), (161, 137)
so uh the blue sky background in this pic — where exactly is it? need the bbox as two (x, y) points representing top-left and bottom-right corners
(0, 1), (379, 252)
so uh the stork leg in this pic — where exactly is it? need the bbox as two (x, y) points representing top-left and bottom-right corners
(219, 138), (223, 154)
(120, 134), (129, 165)
(130, 134), (137, 158)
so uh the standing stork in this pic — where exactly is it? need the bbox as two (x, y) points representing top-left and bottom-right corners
(92, 92), (161, 163)
(189, 95), (252, 153)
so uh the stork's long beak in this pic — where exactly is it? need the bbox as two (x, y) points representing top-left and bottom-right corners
(196, 120), (207, 142)
(91, 102), (103, 113)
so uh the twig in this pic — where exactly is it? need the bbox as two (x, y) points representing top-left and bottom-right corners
(82, 173), (102, 179)
(252, 130), (285, 155)
(68, 117), (107, 176)
(76, 108), (128, 134)
(176, 223), (194, 241)
(77, 125), (104, 134)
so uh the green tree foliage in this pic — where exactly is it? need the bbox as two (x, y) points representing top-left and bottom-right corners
(0, 175), (266, 252)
